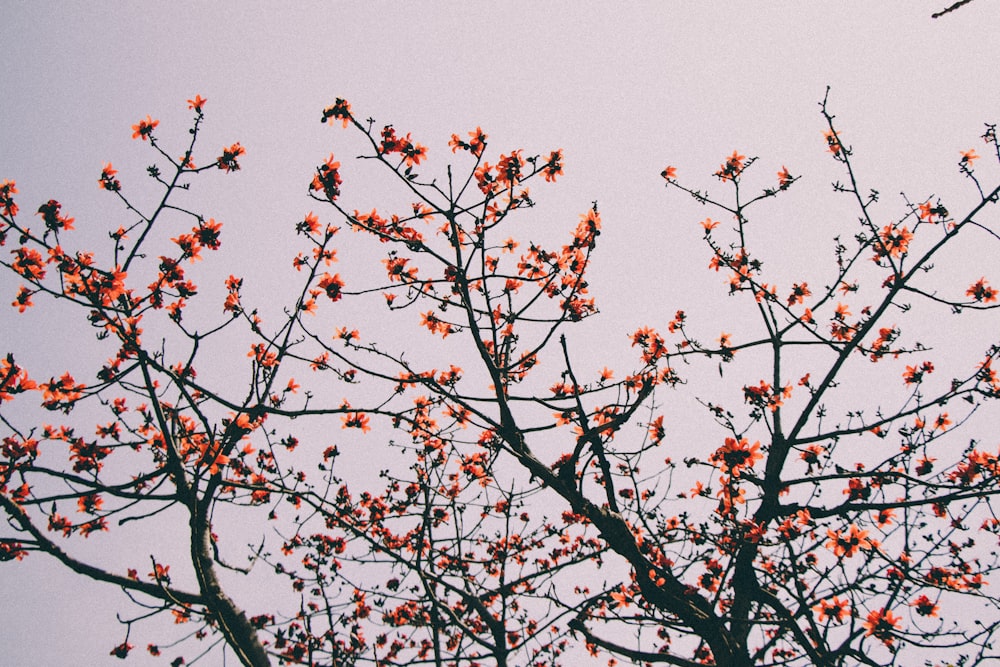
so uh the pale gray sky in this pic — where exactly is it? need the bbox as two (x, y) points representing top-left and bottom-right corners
(2, 2), (999, 664)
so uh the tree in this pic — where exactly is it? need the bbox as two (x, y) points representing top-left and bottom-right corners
(2, 89), (1000, 667)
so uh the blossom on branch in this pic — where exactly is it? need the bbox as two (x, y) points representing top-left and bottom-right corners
(131, 115), (158, 140)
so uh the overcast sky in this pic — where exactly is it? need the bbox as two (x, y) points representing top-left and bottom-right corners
(3, 2), (999, 664)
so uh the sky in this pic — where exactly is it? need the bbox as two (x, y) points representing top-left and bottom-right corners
(2, 2), (1000, 664)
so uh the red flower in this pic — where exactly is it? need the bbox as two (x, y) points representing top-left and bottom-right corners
(961, 149), (980, 165)
(966, 277), (998, 303)
(902, 361), (934, 384)
(131, 115), (159, 140)
(149, 562), (171, 583)
(542, 149), (564, 182)
(99, 163), (121, 191)
(297, 211), (321, 236)
(0, 179), (18, 216)
(110, 642), (133, 659)
(826, 525), (871, 558)
(787, 282), (810, 306)
(216, 142), (246, 172)
(777, 165), (793, 189)
(933, 413), (951, 431)
(420, 310), (454, 338)
(915, 456), (935, 475)
(342, 412), (371, 433)
(824, 129), (843, 155)
(813, 596), (850, 623)
(401, 139), (427, 167)
(874, 224), (913, 260)
(911, 594), (939, 617)
(37, 199), (75, 232)
(449, 126), (488, 156)
(317, 272), (345, 301)
(321, 98), (352, 128)
(187, 94), (207, 112)
(496, 150), (524, 185)
(12, 286), (34, 312)
(710, 437), (762, 477)
(195, 218), (223, 250)
(715, 150), (746, 182)
(863, 607), (901, 646)
(311, 154), (343, 200)
(609, 584), (633, 608)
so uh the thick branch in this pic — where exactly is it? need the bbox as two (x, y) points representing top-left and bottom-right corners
(1, 494), (202, 606)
